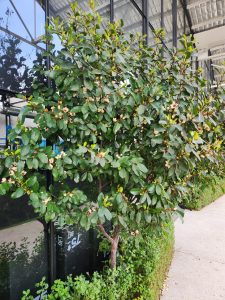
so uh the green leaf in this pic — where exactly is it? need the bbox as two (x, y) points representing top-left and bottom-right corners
(38, 153), (48, 164)
(130, 188), (140, 195)
(138, 164), (148, 173)
(5, 157), (13, 168)
(80, 214), (88, 228)
(31, 128), (40, 142)
(90, 211), (98, 224)
(147, 185), (155, 194)
(118, 215), (127, 227)
(63, 157), (72, 164)
(103, 208), (112, 221)
(119, 169), (128, 180)
(98, 207), (105, 218)
(11, 187), (24, 199)
(27, 176), (37, 187)
(17, 161), (25, 173)
(113, 123), (122, 134)
(137, 105), (145, 115)
(70, 81), (81, 91)
(22, 133), (30, 145)
(46, 70), (59, 79)
(33, 158), (39, 169)
(144, 213), (152, 223)
(84, 79), (93, 91)
(30, 193), (40, 208)
(21, 145), (31, 157)
(0, 183), (8, 195)
(156, 185), (161, 195)
(136, 212), (142, 224)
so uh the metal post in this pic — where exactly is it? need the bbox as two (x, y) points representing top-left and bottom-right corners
(45, 0), (56, 286)
(161, 0), (164, 29)
(142, 0), (148, 43)
(172, 0), (177, 48)
(208, 49), (215, 84)
(34, 0), (37, 39)
(110, 0), (114, 23)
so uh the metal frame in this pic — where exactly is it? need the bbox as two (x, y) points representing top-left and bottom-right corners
(45, 0), (56, 286)
(110, 0), (114, 23)
(142, 0), (148, 42)
(172, 0), (177, 47)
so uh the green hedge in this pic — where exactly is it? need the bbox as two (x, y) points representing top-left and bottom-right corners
(22, 222), (174, 300)
(182, 177), (225, 211)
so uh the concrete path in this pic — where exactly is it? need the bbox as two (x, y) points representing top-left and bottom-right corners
(161, 195), (225, 300)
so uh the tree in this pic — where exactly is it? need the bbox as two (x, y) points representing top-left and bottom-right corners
(0, 2), (224, 269)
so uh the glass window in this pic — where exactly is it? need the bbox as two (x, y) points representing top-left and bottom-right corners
(0, 220), (48, 300)
(0, 0), (32, 41)
(0, 31), (44, 92)
(35, 0), (46, 39)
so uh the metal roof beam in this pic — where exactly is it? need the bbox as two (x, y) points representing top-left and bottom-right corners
(179, 0), (194, 35)
(54, 0), (123, 15)
(198, 52), (225, 61)
(9, 0), (34, 41)
(0, 25), (45, 51)
(187, 0), (209, 9)
(192, 16), (225, 30)
(211, 64), (225, 69)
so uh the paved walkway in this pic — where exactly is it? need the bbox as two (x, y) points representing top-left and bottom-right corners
(161, 195), (225, 300)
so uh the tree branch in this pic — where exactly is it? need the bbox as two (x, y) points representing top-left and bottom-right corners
(97, 224), (113, 244)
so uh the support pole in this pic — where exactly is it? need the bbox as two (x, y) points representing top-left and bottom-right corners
(45, 0), (56, 286)
(110, 0), (114, 23)
(172, 0), (177, 48)
(208, 49), (215, 84)
(142, 0), (148, 43)
(161, 0), (164, 29)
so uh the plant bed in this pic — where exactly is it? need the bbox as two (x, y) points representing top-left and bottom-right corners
(22, 221), (174, 300)
(182, 177), (225, 211)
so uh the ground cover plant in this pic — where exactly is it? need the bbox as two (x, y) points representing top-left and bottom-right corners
(0, 0), (225, 273)
(182, 175), (225, 210)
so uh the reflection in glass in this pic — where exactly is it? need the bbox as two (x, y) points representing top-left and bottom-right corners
(0, 31), (44, 92)
(0, 221), (48, 300)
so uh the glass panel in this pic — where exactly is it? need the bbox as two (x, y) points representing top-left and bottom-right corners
(0, 112), (6, 150)
(0, 0), (32, 41)
(35, 0), (45, 39)
(0, 30), (44, 92)
(0, 220), (48, 300)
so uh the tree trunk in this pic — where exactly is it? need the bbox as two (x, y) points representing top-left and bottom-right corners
(110, 233), (120, 269)
(97, 224), (121, 270)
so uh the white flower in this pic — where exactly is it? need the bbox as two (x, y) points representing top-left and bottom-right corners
(8, 178), (15, 184)
(1, 178), (7, 183)
(49, 158), (54, 164)
(43, 197), (51, 205)
(63, 107), (69, 113)
(61, 151), (66, 157)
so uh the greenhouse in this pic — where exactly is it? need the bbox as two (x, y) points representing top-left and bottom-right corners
(0, 1), (225, 299)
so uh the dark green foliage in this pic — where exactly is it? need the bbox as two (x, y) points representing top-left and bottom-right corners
(182, 176), (225, 210)
(21, 222), (174, 300)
